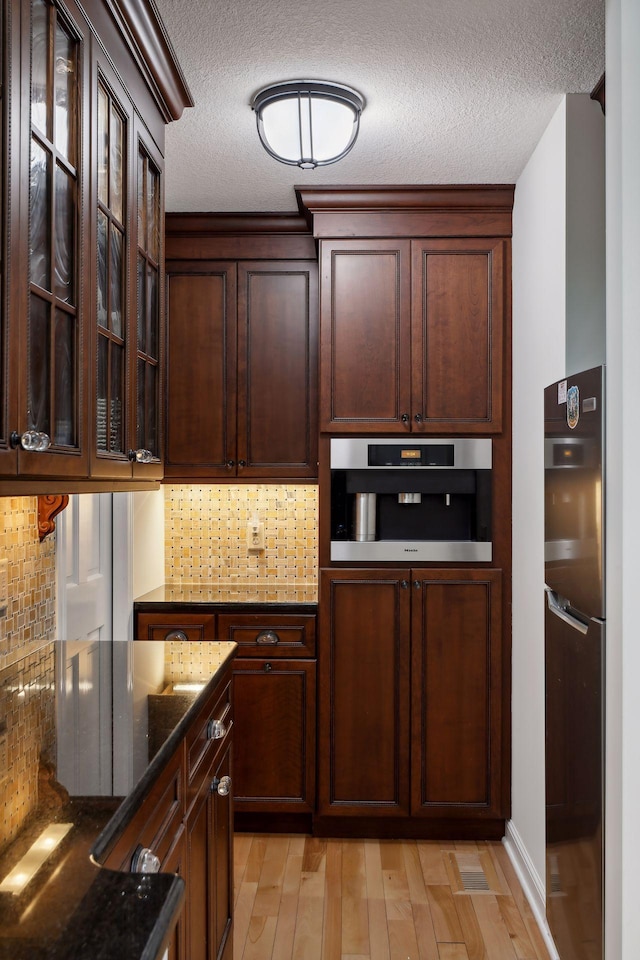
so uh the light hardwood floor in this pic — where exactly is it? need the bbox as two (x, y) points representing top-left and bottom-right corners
(233, 835), (551, 960)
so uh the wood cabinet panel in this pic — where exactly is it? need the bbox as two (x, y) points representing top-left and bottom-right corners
(135, 612), (217, 641)
(165, 267), (237, 476)
(165, 253), (318, 480)
(319, 568), (505, 826)
(318, 570), (411, 816)
(410, 570), (502, 815)
(237, 262), (318, 477)
(320, 240), (411, 431)
(411, 238), (504, 430)
(232, 658), (315, 812)
(217, 612), (316, 657)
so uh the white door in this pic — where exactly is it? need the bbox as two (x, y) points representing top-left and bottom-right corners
(56, 494), (113, 795)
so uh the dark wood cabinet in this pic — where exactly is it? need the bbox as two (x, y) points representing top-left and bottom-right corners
(165, 258), (318, 479)
(0, 0), (190, 485)
(319, 237), (506, 434)
(317, 570), (411, 817)
(186, 738), (233, 960)
(102, 662), (234, 960)
(232, 658), (316, 813)
(218, 610), (317, 823)
(318, 568), (504, 832)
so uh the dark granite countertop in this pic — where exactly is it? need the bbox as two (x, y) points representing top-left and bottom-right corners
(134, 580), (318, 606)
(0, 640), (236, 960)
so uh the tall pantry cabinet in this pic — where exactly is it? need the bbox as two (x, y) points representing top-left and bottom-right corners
(297, 185), (514, 838)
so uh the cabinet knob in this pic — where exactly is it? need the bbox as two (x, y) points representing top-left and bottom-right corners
(414, 413), (423, 424)
(238, 459), (246, 468)
(400, 580), (409, 589)
(401, 413), (410, 424)
(413, 580), (422, 590)
(211, 775), (232, 797)
(165, 629), (188, 641)
(131, 845), (161, 874)
(256, 630), (279, 645)
(128, 448), (154, 463)
(226, 459), (235, 468)
(263, 662), (273, 672)
(207, 718), (227, 740)
(10, 429), (51, 452)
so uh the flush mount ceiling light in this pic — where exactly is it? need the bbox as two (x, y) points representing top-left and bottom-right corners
(251, 80), (364, 169)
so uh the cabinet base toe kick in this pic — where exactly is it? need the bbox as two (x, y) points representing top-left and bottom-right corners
(311, 816), (506, 842)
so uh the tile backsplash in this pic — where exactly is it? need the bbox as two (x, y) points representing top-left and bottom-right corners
(0, 645), (56, 854)
(0, 497), (56, 670)
(164, 484), (318, 587)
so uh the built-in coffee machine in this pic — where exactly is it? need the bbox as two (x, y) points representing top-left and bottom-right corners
(330, 437), (492, 561)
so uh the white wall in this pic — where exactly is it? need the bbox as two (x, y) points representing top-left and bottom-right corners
(132, 487), (166, 598)
(565, 97), (606, 374)
(604, 0), (640, 955)
(510, 98), (567, 913)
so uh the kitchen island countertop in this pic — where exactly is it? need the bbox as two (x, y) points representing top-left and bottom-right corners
(0, 640), (236, 960)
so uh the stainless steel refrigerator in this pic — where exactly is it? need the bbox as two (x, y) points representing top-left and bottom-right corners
(544, 365), (604, 960)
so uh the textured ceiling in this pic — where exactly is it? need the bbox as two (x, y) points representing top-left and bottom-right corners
(154, 0), (604, 213)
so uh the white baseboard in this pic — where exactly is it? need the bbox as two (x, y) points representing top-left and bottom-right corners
(503, 820), (560, 960)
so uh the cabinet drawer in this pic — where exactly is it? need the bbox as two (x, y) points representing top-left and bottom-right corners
(217, 613), (316, 657)
(185, 679), (233, 812)
(102, 743), (185, 872)
(136, 612), (217, 641)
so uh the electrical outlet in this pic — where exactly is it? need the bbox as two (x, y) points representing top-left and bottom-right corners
(246, 519), (265, 551)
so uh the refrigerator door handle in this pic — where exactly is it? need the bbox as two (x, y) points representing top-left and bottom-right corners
(546, 587), (589, 635)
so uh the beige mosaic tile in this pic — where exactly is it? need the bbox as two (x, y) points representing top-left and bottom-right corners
(164, 484), (318, 589)
(0, 498), (56, 671)
(0, 643), (56, 854)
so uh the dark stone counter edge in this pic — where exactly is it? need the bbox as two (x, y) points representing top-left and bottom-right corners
(53, 869), (185, 960)
(134, 599), (318, 612)
(90, 643), (237, 865)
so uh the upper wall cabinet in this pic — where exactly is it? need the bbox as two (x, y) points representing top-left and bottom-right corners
(0, 0), (192, 485)
(296, 186), (513, 436)
(165, 214), (318, 481)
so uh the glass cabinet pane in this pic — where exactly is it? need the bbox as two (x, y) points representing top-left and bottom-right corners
(110, 106), (124, 224)
(30, 140), (51, 290)
(54, 309), (75, 445)
(110, 224), (124, 337)
(28, 295), (51, 436)
(96, 77), (129, 461)
(54, 19), (76, 163)
(31, 0), (50, 138)
(97, 87), (109, 206)
(136, 146), (161, 460)
(54, 165), (75, 302)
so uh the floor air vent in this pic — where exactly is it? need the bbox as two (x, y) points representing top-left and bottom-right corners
(445, 850), (502, 895)
(457, 864), (491, 892)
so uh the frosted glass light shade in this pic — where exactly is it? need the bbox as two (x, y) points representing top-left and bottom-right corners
(252, 81), (364, 169)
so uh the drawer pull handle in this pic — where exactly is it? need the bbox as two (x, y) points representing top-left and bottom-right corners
(256, 630), (279, 645)
(165, 629), (188, 641)
(207, 718), (227, 740)
(264, 662), (273, 672)
(211, 775), (232, 797)
(131, 845), (161, 874)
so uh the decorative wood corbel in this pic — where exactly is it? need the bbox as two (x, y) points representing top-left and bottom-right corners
(38, 495), (69, 542)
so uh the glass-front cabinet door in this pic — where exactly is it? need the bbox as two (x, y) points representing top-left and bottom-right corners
(91, 63), (132, 478)
(18, 0), (90, 476)
(132, 121), (163, 480)
(91, 57), (164, 479)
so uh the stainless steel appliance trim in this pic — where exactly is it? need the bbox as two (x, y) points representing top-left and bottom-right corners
(545, 587), (589, 634)
(330, 437), (492, 469)
(331, 540), (493, 563)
